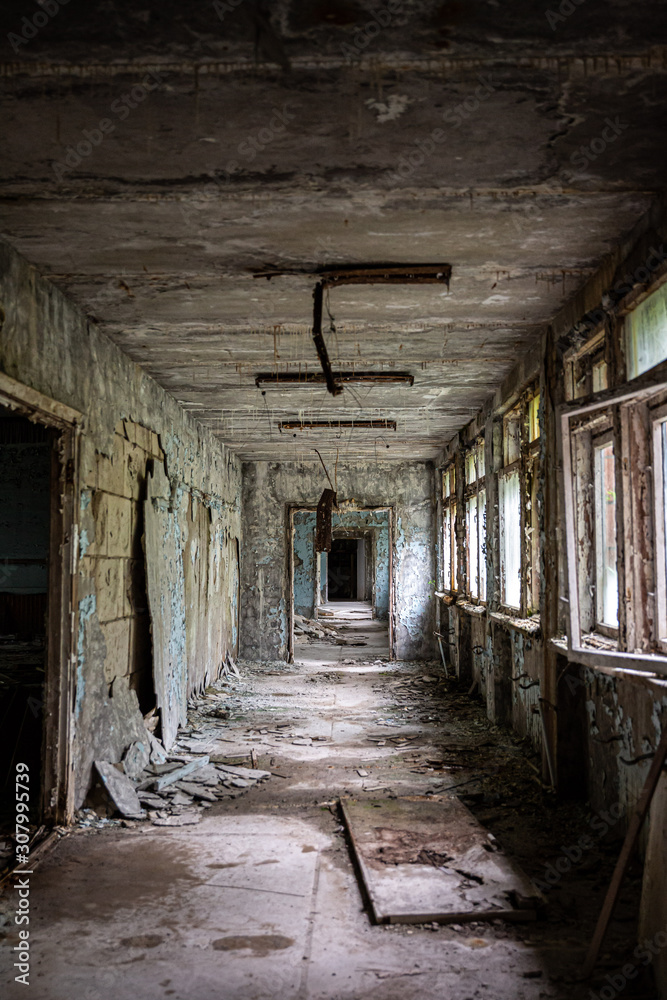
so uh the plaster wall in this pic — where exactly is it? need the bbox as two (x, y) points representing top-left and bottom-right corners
(0, 241), (241, 806)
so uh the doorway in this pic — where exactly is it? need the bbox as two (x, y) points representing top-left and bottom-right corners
(0, 374), (79, 826)
(328, 538), (357, 600)
(0, 407), (52, 826)
(288, 504), (394, 662)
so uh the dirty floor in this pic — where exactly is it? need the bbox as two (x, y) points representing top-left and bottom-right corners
(0, 628), (652, 1000)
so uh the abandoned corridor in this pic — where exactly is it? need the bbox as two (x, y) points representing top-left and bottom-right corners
(2, 2), (667, 997)
(3, 651), (641, 1000)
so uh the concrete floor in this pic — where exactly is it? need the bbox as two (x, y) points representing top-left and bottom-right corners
(0, 625), (651, 999)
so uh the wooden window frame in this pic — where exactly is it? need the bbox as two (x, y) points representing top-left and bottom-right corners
(564, 325), (609, 402)
(441, 463), (458, 595)
(651, 403), (667, 653)
(559, 373), (667, 675)
(592, 431), (619, 639)
(497, 386), (541, 618)
(464, 438), (486, 604)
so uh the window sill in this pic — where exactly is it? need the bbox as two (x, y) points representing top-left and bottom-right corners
(489, 611), (541, 637)
(456, 600), (486, 616)
(581, 631), (618, 652)
(554, 639), (667, 682)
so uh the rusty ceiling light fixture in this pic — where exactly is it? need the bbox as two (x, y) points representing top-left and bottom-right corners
(255, 263), (452, 396)
(279, 419), (397, 431)
(254, 371), (415, 387)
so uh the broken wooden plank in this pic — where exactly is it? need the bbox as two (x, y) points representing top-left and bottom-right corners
(94, 761), (146, 819)
(582, 725), (667, 978)
(153, 755), (210, 791)
(341, 795), (542, 925)
(152, 810), (201, 827)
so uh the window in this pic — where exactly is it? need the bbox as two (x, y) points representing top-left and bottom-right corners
(442, 464), (457, 593)
(626, 280), (667, 380)
(652, 407), (667, 648)
(594, 439), (618, 632)
(526, 391), (541, 613)
(561, 379), (667, 673)
(499, 407), (521, 609)
(499, 469), (521, 609)
(464, 438), (486, 601)
(564, 327), (608, 401)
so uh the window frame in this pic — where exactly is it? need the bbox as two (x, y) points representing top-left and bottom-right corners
(651, 403), (667, 653)
(441, 462), (458, 595)
(497, 388), (541, 617)
(592, 431), (619, 638)
(622, 276), (667, 382)
(563, 325), (609, 401)
(560, 375), (667, 675)
(463, 438), (486, 604)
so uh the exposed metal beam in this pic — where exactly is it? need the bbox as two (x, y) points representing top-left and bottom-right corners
(279, 420), (397, 431)
(255, 371), (414, 387)
(256, 263), (452, 286)
(318, 264), (452, 288)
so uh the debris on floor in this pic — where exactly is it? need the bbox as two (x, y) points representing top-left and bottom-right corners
(294, 613), (369, 646)
(341, 795), (543, 925)
(75, 674), (273, 829)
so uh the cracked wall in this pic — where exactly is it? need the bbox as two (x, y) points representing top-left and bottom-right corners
(0, 240), (242, 807)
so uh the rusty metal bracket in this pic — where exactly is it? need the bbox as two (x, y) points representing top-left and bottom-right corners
(312, 281), (342, 397)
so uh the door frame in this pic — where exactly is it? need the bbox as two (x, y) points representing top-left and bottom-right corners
(287, 503), (395, 662)
(0, 373), (81, 824)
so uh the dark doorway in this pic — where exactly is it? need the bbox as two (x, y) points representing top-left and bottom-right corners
(328, 538), (358, 600)
(0, 405), (53, 826)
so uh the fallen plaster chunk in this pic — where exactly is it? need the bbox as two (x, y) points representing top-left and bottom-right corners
(94, 761), (146, 819)
(147, 732), (167, 764)
(169, 791), (195, 807)
(122, 740), (151, 779)
(151, 810), (201, 827)
(176, 781), (218, 801)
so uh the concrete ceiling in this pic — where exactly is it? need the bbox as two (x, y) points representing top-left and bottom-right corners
(1, 1), (666, 461)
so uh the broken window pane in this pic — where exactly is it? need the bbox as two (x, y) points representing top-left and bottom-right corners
(626, 281), (667, 379)
(595, 442), (618, 628)
(479, 489), (487, 601)
(443, 508), (452, 590)
(528, 394), (540, 442)
(500, 470), (521, 609)
(592, 360), (608, 393)
(452, 502), (458, 590)
(503, 410), (521, 466)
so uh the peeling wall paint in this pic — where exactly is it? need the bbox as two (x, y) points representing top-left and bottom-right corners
(0, 240), (242, 805)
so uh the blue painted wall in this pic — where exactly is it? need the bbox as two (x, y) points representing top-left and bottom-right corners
(331, 509), (390, 619)
(292, 507), (390, 620)
(293, 510), (316, 617)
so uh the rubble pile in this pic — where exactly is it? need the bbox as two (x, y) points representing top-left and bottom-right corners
(294, 613), (368, 646)
(78, 667), (274, 829)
